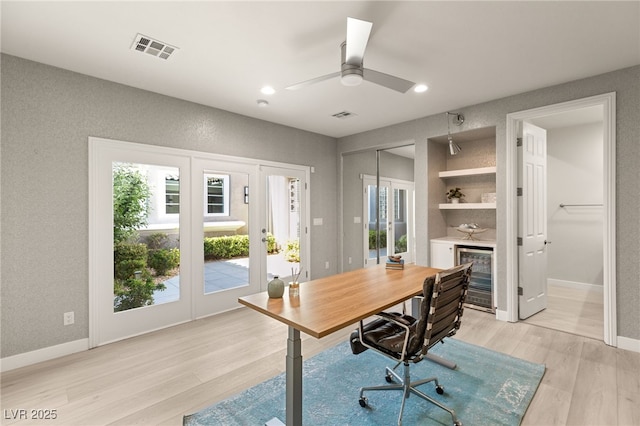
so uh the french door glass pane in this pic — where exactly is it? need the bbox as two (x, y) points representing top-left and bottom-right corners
(367, 184), (388, 259)
(265, 175), (301, 283)
(203, 171), (249, 294)
(394, 188), (408, 254)
(112, 162), (181, 312)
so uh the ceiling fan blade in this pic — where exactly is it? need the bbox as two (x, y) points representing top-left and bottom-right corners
(285, 71), (341, 91)
(363, 68), (415, 93)
(345, 17), (372, 65)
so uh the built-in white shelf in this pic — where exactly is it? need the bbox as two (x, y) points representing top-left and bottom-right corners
(438, 166), (496, 179)
(439, 202), (496, 210)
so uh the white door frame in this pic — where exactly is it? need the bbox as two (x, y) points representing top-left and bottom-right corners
(505, 92), (616, 346)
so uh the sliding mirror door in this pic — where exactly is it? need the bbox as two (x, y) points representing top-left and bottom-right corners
(342, 145), (415, 271)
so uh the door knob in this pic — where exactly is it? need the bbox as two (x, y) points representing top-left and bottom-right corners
(544, 240), (552, 245)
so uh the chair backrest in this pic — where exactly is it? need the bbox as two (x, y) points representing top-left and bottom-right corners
(410, 263), (472, 359)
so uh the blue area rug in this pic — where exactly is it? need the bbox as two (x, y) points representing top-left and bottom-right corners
(184, 339), (545, 425)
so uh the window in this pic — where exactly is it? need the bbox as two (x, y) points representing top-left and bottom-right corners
(165, 175), (180, 214)
(205, 174), (230, 216)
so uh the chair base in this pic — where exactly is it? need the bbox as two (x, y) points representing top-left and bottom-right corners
(358, 363), (462, 426)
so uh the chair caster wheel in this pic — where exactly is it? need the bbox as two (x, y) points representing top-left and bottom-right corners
(359, 397), (368, 407)
(436, 385), (445, 395)
(385, 374), (394, 383)
(453, 421), (463, 426)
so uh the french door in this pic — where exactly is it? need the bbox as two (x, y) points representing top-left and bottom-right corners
(260, 166), (309, 286)
(192, 158), (261, 318)
(90, 140), (193, 346)
(90, 138), (309, 346)
(363, 176), (414, 267)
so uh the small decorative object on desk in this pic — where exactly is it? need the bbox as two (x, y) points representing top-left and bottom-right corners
(289, 282), (300, 297)
(289, 267), (303, 297)
(386, 255), (405, 270)
(267, 276), (285, 298)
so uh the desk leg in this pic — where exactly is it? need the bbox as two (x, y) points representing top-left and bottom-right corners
(286, 326), (302, 425)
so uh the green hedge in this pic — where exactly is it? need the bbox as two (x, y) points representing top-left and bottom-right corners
(203, 233), (277, 259)
(148, 248), (180, 275)
(368, 230), (387, 250)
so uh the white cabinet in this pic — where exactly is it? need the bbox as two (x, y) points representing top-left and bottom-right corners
(430, 240), (455, 269)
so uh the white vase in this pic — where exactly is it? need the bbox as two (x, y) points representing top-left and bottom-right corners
(451, 198), (460, 204)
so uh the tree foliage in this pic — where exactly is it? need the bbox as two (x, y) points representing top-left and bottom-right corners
(113, 164), (151, 244)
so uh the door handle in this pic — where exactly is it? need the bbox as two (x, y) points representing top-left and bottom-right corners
(544, 240), (552, 245)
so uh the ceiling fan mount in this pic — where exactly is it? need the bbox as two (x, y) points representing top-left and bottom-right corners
(286, 17), (415, 93)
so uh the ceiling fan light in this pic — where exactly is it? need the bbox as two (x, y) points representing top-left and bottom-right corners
(414, 84), (428, 93)
(341, 73), (363, 86)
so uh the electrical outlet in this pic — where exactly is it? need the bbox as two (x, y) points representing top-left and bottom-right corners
(63, 311), (74, 326)
(325, 261), (329, 269)
(348, 257), (352, 264)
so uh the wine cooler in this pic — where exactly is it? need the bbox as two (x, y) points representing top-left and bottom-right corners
(456, 246), (494, 313)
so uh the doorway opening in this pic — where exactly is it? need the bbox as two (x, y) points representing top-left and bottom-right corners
(505, 93), (616, 346)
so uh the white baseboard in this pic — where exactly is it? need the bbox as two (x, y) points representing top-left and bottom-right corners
(1, 338), (89, 372)
(617, 336), (640, 353)
(495, 309), (510, 322)
(547, 278), (603, 292)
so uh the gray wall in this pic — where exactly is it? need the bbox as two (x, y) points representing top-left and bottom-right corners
(547, 122), (604, 286)
(0, 54), (338, 358)
(338, 65), (640, 341)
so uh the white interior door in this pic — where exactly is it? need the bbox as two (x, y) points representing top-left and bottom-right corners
(518, 122), (548, 319)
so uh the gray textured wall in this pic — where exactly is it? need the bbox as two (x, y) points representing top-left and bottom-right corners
(0, 54), (338, 357)
(338, 65), (640, 341)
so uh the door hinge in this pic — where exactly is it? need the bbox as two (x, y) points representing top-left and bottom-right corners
(517, 237), (523, 246)
(518, 286), (523, 296)
(305, 182), (308, 190)
(305, 226), (308, 234)
(516, 137), (523, 147)
(517, 187), (523, 196)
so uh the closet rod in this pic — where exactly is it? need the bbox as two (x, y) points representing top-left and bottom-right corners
(559, 203), (603, 208)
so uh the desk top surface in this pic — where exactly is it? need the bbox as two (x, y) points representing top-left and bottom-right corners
(238, 264), (440, 338)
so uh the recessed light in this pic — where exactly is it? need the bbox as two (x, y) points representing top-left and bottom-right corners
(260, 86), (275, 95)
(414, 84), (428, 93)
(257, 99), (269, 107)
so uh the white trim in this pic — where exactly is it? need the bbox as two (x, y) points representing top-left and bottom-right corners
(495, 309), (510, 322)
(617, 336), (640, 353)
(505, 92), (617, 345)
(547, 278), (604, 293)
(0, 339), (89, 372)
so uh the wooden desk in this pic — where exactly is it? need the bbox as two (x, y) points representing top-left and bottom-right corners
(239, 264), (440, 425)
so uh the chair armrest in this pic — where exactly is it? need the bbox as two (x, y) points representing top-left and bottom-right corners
(376, 311), (413, 326)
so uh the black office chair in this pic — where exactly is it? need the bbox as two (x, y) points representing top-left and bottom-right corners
(351, 263), (472, 426)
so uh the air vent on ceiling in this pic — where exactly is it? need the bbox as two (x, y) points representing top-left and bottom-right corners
(131, 33), (178, 60)
(332, 111), (357, 119)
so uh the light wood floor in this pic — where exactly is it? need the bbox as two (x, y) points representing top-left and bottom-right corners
(1, 307), (638, 425)
(523, 283), (604, 340)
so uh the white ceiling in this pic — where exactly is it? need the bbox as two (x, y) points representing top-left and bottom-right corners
(2, 1), (639, 138)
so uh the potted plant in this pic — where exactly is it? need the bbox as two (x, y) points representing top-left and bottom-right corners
(446, 187), (465, 204)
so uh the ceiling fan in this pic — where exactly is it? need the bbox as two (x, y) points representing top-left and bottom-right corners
(286, 17), (416, 93)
